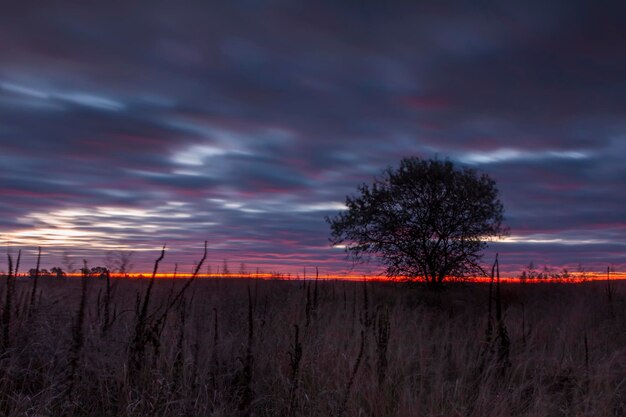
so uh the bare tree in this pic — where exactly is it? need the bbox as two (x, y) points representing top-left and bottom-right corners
(62, 251), (77, 274)
(105, 250), (134, 276)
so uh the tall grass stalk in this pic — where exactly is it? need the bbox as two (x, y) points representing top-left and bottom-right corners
(128, 244), (166, 381)
(495, 256), (511, 372)
(338, 329), (365, 416)
(238, 285), (255, 416)
(287, 324), (303, 417)
(28, 247), (41, 318)
(375, 307), (391, 386)
(64, 259), (89, 402)
(1, 254), (14, 354)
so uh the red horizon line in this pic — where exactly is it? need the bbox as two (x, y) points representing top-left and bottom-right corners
(53, 271), (626, 283)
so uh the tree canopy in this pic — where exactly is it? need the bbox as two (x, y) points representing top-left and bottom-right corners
(326, 157), (506, 286)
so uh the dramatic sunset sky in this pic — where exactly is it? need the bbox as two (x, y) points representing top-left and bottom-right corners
(1, 1), (625, 275)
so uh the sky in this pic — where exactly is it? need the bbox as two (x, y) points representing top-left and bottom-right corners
(1, 1), (625, 276)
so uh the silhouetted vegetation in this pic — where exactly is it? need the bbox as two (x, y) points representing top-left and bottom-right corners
(0, 253), (623, 416)
(518, 261), (574, 281)
(327, 157), (507, 287)
(105, 250), (134, 276)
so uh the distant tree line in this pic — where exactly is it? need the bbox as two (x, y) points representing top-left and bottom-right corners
(517, 262), (588, 281)
(18, 250), (135, 279)
(26, 266), (111, 279)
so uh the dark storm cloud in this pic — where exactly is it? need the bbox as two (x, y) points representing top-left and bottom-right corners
(1, 0), (625, 274)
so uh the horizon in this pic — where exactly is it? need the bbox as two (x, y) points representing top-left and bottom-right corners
(3, 247), (625, 281)
(6, 268), (626, 283)
(2, 2), (626, 275)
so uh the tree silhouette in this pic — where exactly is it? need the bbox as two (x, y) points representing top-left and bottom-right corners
(89, 266), (110, 279)
(62, 251), (77, 274)
(105, 250), (134, 276)
(50, 267), (66, 278)
(326, 157), (506, 286)
(29, 268), (49, 277)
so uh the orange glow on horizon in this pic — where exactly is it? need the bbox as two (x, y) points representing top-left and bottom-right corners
(52, 271), (626, 283)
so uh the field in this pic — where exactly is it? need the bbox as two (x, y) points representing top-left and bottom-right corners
(0, 274), (623, 417)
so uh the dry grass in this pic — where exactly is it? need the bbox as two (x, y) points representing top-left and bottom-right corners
(0, 274), (623, 417)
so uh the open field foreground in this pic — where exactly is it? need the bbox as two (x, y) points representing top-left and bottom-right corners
(0, 277), (623, 417)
